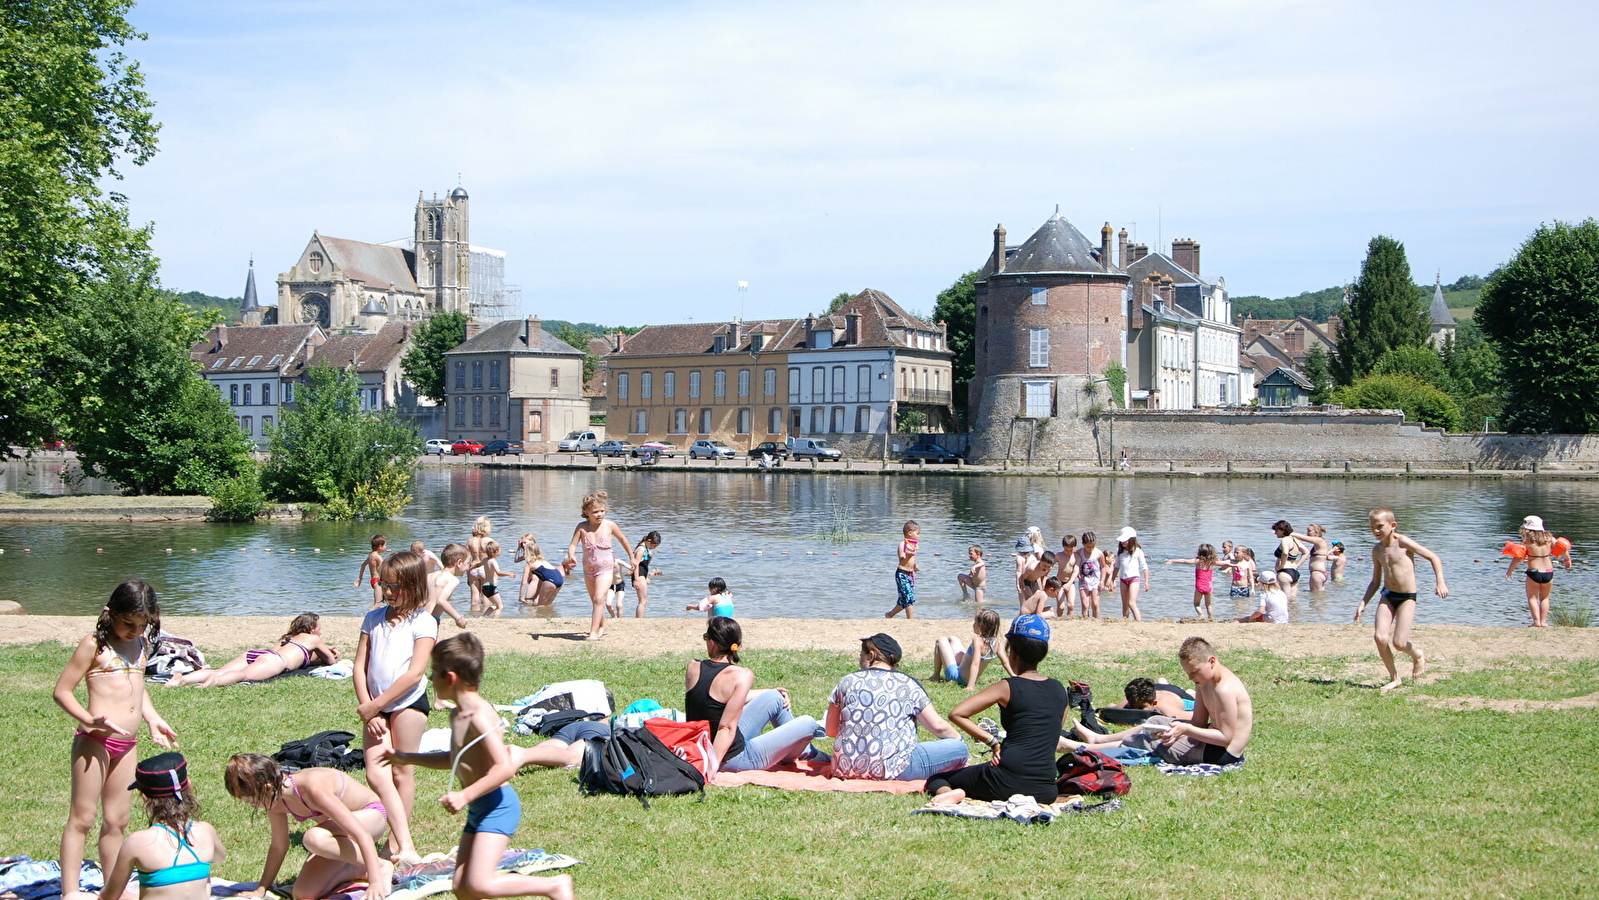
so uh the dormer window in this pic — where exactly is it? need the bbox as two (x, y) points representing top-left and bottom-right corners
(713, 336), (726, 353)
(247, 356), (262, 366)
(751, 334), (764, 352)
(813, 331), (833, 350)
(309, 251), (324, 274)
(229, 357), (244, 368)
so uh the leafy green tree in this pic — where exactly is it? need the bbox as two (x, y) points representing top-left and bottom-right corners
(399, 310), (468, 403)
(825, 292), (854, 315)
(1372, 344), (1447, 386)
(1475, 219), (1599, 433)
(553, 323), (600, 385)
(1302, 344), (1335, 404)
(262, 366), (418, 515)
(1333, 236), (1428, 385)
(60, 263), (255, 494)
(1333, 374), (1463, 432)
(931, 270), (979, 412)
(0, 0), (159, 453)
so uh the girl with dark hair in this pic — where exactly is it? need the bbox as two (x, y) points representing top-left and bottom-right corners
(54, 580), (177, 900)
(1271, 520), (1308, 602)
(167, 613), (338, 688)
(630, 530), (662, 618)
(927, 615), (1068, 805)
(354, 549), (435, 864)
(1113, 527), (1150, 621)
(685, 617), (828, 772)
(101, 753), (225, 900)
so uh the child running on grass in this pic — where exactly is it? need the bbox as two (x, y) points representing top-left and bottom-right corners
(54, 581), (178, 900)
(1165, 543), (1219, 620)
(932, 608), (1015, 690)
(688, 577), (735, 618)
(564, 491), (634, 641)
(1354, 507), (1448, 691)
(100, 753), (225, 900)
(885, 520), (920, 619)
(354, 549), (436, 863)
(428, 543), (471, 628)
(357, 535), (387, 607)
(167, 613), (338, 688)
(956, 545), (987, 603)
(382, 634), (574, 900)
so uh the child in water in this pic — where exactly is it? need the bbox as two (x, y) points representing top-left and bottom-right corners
(1506, 515), (1570, 627)
(564, 491), (634, 641)
(357, 535), (387, 608)
(1165, 543), (1219, 620)
(688, 578), (735, 618)
(886, 520), (920, 619)
(956, 545), (987, 603)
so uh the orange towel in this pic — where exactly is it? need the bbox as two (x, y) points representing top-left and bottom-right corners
(710, 759), (926, 794)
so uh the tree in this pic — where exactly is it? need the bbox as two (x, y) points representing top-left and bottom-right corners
(931, 270), (979, 412)
(553, 323), (600, 385)
(825, 292), (854, 315)
(1333, 374), (1463, 432)
(0, 0), (159, 453)
(1476, 219), (1599, 433)
(1333, 236), (1428, 385)
(1371, 344), (1446, 386)
(61, 262), (255, 494)
(262, 366), (418, 516)
(1302, 344), (1335, 405)
(399, 310), (468, 403)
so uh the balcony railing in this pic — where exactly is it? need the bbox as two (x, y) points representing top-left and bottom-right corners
(896, 388), (952, 406)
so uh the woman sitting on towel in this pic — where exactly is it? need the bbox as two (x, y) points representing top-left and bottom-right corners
(926, 614), (1068, 805)
(826, 633), (968, 781)
(685, 616), (829, 772)
(167, 614), (338, 688)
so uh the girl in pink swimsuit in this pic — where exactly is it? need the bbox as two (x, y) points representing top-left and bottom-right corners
(1164, 543), (1220, 620)
(564, 491), (635, 641)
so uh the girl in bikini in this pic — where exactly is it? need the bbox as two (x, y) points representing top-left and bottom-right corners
(563, 491), (635, 641)
(100, 753), (225, 900)
(167, 613), (337, 688)
(631, 530), (662, 618)
(224, 754), (391, 900)
(1507, 515), (1570, 627)
(932, 608), (1016, 691)
(54, 581), (178, 900)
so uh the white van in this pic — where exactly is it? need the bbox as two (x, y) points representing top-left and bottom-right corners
(557, 430), (600, 452)
(787, 437), (842, 461)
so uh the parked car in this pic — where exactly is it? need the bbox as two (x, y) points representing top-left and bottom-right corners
(451, 439), (485, 456)
(749, 441), (790, 460)
(480, 440), (524, 456)
(630, 441), (679, 458)
(424, 439), (454, 456)
(788, 437), (842, 461)
(689, 439), (737, 460)
(557, 430), (601, 452)
(901, 442), (962, 464)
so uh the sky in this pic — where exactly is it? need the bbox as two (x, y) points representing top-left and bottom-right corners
(118, 0), (1599, 325)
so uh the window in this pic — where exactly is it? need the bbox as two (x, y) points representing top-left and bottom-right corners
(768, 408), (782, 434)
(699, 408), (712, 433)
(1024, 381), (1053, 418)
(634, 410), (648, 434)
(672, 409), (687, 434)
(831, 366), (845, 401)
(268, 355), (282, 366)
(618, 372), (629, 399)
(713, 335), (726, 353)
(472, 361), (483, 389)
(831, 407), (844, 432)
(787, 368), (799, 398)
(1031, 286), (1048, 306)
(1029, 327), (1050, 367)
(664, 372), (676, 399)
(810, 407), (824, 433)
(737, 409), (750, 435)
(738, 369), (750, 398)
(811, 367), (824, 398)
(283, 381), (294, 403)
(308, 251), (323, 273)
(455, 402), (466, 426)
(813, 330), (833, 350)
(489, 361), (500, 388)
(455, 362), (466, 389)
(230, 384), (239, 406)
(247, 356), (262, 366)
(751, 334), (764, 352)
(490, 397), (501, 426)
(856, 406), (870, 433)
(641, 372), (652, 399)
(713, 370), (726, 398)
(262, 415), (273, 433)
(472, 396), (483, 426)
(857, 365), (871, 397)
(763, 368), (776, 396)
(262, 384), (272, 405)
(229, 357), (243, 368)
(243, 384), (253, 406)
(550, 367), (560, 390)
(241, 416), (253, 435)
(688, 370), (701, 398)
(211, 358), (225, 369)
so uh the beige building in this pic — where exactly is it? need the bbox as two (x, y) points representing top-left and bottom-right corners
(443, 316), (588, 448)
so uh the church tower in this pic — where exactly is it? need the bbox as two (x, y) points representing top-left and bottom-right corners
(414, 186), (472, 316)
(240, 258), (263, 325)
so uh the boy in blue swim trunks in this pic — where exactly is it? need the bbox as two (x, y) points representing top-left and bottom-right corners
(383, 634), (573, 900)
(885, 520), (920, 620)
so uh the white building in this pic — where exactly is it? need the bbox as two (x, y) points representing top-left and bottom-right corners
(190, 323), (325, 449)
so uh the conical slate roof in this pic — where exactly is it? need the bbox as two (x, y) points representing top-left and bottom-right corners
(1001, 214), (1112, 275)
(1429, 277), (1454, 327)
(241, 261), (259, 313)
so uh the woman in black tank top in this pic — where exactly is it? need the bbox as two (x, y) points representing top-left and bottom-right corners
(927, 614), (1068, 805)
(684, 617), (826, 772)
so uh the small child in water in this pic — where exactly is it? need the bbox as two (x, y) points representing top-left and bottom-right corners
(476, 540), (514, 616)
(956, 545), (987, 603)
(886, 520), (920, 619)
(1165, 543), (1219, 620)
(688, 577), (735, 618)
(357, 535), (387, 607)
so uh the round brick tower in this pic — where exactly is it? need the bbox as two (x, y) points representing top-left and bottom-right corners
(969, 213), (1129, 462)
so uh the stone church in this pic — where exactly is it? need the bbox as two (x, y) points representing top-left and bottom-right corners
(253, 187), (473, 329)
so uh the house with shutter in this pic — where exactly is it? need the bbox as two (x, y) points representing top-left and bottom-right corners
(442, 316), (587, 448)
(190, 323), (325, 448)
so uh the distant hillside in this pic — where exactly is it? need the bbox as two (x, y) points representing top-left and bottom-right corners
(1233, 274), (1486, 325)
(175, 290), (242, 321)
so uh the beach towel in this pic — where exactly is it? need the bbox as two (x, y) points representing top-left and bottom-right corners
(507, 681), (612, 735)
(709, 759), (925, 794)
(390, 849), (581, 897)
(0, 858), (103, 900)
(1154, 760), (1245, 777)
(910, 794), (1121, 823)
(239, 659), (355, 685)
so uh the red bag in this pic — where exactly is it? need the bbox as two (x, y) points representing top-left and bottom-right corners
(643, 719), (718, 779)
(1055, 748), (1131, 796)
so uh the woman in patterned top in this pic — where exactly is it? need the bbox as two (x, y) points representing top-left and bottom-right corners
(825, 633), (968, 781)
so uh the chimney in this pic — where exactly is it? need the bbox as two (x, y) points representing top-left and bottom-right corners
(805, 314), (816, 344)
(613, 329), (626, 353)
(845, 312), (861, 345)
(1117, 228), (1129, 269)
(214, 324), (228, 351)
(1130, 243), (1149, 264)
(992, 224), (1007, 274)
(730, 316), (742, 349)
(525, 314), (541, 347)
(464, 321), (482, 341)
(1172, 239), (1201, 275)
(1100, 223), (1114, 272)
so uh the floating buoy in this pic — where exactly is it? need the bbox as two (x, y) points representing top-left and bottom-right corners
(189, 548), (197, 553)
(23, 548), (30, 552)
(1474, 558), (1481, 563)
(96, 548), (103, 553)
(289, 548), (297, 553)
(163, 548), (172, 554)
(832, 551), (839, 555)
(806, 551), (814, 555)
(730, 551), (739, 555)
(755, 551), (762, 555)
(313, 548), (321, 552)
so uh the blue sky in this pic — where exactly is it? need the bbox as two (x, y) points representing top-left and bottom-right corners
(119, 0), (1598, 324)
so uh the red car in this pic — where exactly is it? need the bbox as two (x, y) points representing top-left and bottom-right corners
(451, 439), (484, 455)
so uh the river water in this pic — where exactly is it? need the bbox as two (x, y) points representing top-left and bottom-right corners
(1, 462), (1594, 626)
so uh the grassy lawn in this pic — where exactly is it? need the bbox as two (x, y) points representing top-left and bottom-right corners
(6, 645), (1597, 900)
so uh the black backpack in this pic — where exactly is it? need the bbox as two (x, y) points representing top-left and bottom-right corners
(579, 726), (704, 808)
(272, 730), (364, 772)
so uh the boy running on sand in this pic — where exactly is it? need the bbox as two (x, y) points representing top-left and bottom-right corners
(357, 535), (387, 607)
(885, 521), (920, 619)
(1354, 507), (1448, 691)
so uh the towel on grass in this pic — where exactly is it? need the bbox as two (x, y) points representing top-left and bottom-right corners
(710, 759), (925, 793)
(911, 794), (1122, 823)
(1154, 759), (1245, 777)
(247, 660), (355, 683)
(0, 858), (102, 900)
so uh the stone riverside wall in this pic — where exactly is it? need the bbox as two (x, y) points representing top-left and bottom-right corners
(971, 407), (1599, 468)
(802, 432), (971, 459)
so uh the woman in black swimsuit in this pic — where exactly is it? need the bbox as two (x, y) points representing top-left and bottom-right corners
(1271, 520), (1308, 602)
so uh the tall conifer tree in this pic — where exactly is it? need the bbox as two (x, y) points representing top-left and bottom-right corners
(1333, 236), (1428, 384)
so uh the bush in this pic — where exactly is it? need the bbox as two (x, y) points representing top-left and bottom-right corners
(1103, 363), (1127, 407)
(262, 365), (417, 511)
(207, 469), (266, 521)
(1333, 374), (1464, 432)
(350, 467), (413, 520)
(1372, 345), (1447, 384)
